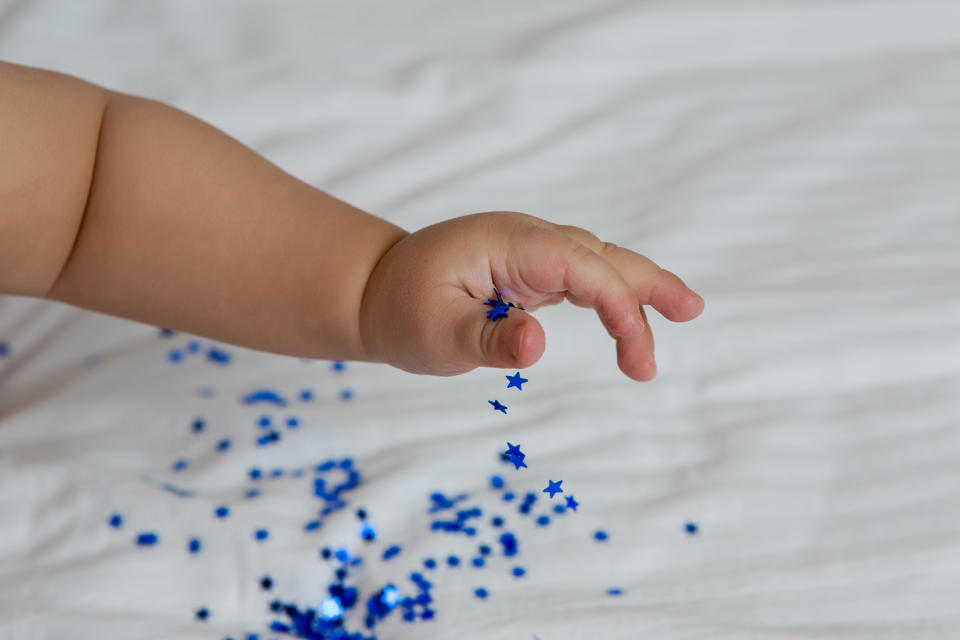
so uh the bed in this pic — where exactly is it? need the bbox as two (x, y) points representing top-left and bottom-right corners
(1, 1), (958, 638)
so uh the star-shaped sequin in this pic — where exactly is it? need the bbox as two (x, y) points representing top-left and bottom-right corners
(565, 495), (579, 512)
(543, 479), (563, 498)
(504, 442), (527, 470)
(505, 372), (528, 390)
(488, 399), (507, 414)
(484, 289), (519, 322)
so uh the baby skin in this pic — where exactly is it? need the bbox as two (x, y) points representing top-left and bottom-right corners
(0, 61), (703, 381)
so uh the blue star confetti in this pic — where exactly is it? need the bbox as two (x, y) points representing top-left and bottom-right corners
(542, 479), (563, 499)
(504, 442), (527, 470)
(488, 399), (507, 414)
(484, 288), (521, 322)
(505, 372), (528, 390)
(565, 495), (579, 512)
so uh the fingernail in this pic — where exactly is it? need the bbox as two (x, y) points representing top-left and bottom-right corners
(511, 324), (526, 361)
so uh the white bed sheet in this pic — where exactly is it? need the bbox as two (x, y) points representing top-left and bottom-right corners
(1, 1), (959, 638)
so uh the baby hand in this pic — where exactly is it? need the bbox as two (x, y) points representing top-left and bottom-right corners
(359, 212), (703, 381)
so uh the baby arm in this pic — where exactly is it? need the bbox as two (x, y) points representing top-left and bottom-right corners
(0, 61), (407, 360)
(0, 62), (703, 380)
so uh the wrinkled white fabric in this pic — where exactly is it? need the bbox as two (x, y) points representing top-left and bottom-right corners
(1, 1), (958, 638)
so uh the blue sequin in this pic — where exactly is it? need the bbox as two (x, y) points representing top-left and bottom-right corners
(214, 505), (230, 519)
(685, 521), (699, 535)
(542, 479), (563, 498)
(499, 532), (519, 557)
(474, 587), (488, 599)
(254, 528), (269, 541)
(108, 513), (123, 528)
(447, 555), (460, 567)
(594, 530), (609, 542)
(382, 545), (402, 561)
(512, 566), (526, 578)
(536, 515), (550, 527)
(216, 438), (231, 452)
(206, 347), (231, 365)
(249, 467), (262, 480)
(471, 557), (485, 568)
(423, 558), (436, 570)
(136, 532), (159, 546)
(490, 475), (505, 489)
(241, 389), (288, 407)
(188, 537), (201, 554)
(505, 371), (528, 390)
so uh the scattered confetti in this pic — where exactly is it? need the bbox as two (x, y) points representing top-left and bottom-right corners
(260, 576), (273, 591)
(474, 587), (488, 599)
(512, 566), (526, 578)
(331, 361), (346, 373)
(254, 528), (269, 542)
(685, 521), (699, 535)
(488, 399), (507, 414)
(607, 588), (623, 596)
(594, 530), (609, 542)
(108, 513), (123, 528)
(339, 389), (354, 401)
(191, 418), (205, 433)
(195, 607), (210, 621)
(171, 458), (188, 472)
(188, 537), (202, 554)
(214, 505), (230, 519)
(216, 438), (231, 452)
(505, 371), (528, 390)
(565, 495), (579, 512)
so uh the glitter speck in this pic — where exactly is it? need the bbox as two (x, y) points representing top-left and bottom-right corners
(685, 521), (699, 535)
(108, 513), (123, 528)
(253, 528), (269, 541)
(188, 537), (201, 554)
(474, 587), (488, 599)
(136, 532), (158, 546)
(195, 607), (209, 621)
(594, 530), (609, 542)
(447, 555), (460, 567)
(512, 566), (526, 578)
(214, 505), (230, 519)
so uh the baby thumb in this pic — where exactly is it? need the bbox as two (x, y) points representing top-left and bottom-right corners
(454, 295), (545, 370)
